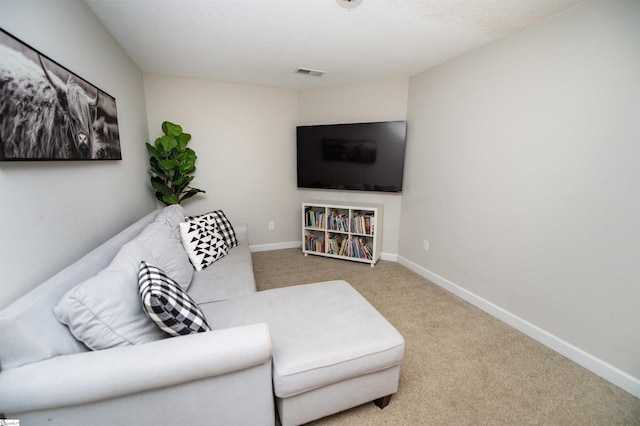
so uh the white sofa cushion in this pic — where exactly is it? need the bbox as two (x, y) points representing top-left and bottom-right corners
(187, 224), (257, 304)
(137, 205), (193, 290)
(53, 205), (190, 350)
(54, 242), (166, 350)
(138, 261), (211, 336)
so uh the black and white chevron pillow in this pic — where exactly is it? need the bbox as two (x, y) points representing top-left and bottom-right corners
(138, 261), (211, 336)
(179, 219), (229, 271)
(186, 210), (238, 249)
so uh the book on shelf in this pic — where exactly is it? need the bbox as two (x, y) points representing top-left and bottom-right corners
(351, 212), (374, 235)
(337, 236), (372, 260)
(304, 231), (325, 253)
(326, 233), (345, 255)
(327, 210), (349, 232)
(305, 208), (325, 229)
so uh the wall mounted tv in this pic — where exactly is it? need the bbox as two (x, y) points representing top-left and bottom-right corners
(296, 121), (407, 193)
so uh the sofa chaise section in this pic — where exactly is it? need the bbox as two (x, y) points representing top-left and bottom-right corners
(201, 280), (405, 426)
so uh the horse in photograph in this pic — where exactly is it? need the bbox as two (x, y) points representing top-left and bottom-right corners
(0, 44), (99, 160)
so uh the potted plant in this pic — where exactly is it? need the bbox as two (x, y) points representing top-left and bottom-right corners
(146, 121), (205, 205)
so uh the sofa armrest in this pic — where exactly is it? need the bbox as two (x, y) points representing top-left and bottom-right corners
(0, 323), (271, 414)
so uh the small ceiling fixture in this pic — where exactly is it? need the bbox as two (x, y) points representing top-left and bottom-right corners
(336, 0), (364, 11)
(295, 67), (326, 77)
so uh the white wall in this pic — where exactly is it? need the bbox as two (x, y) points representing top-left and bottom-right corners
(400, 0), (640, 388)
(297, 78), (409, 256)
(143, 74), (300, 247)
(143, 76), (409, 255)
(0, 0), (155, 308)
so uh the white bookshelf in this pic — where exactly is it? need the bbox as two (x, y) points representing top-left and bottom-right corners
(302, 200), (383, 267)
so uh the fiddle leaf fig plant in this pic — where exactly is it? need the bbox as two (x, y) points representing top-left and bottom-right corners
(146, 121), (205, 205)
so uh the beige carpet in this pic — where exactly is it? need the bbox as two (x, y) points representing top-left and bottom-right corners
(251, 249), (640, 425)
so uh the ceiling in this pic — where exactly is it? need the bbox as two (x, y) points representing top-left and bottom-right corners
(85, 0), (587, 90)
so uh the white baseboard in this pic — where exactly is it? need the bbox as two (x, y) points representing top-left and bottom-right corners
(397, 255), (640, 399)
(249, 241), (301, 252)
(380, 252), (399, 262)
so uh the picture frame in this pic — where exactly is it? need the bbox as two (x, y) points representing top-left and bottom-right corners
(0, 27), (121, 161)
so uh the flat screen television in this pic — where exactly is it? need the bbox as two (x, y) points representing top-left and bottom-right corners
(296, 121), (407, 192)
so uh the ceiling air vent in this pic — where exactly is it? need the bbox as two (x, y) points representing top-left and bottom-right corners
(295, 67), (326, 77)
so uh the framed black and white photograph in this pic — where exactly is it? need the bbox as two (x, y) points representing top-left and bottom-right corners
(0, 28), (121, 161)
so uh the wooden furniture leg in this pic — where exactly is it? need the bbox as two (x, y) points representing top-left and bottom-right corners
(374, 394), (392, 409)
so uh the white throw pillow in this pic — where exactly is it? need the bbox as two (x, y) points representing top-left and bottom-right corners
(179, 219), (229, 271)
(186, 210), (238, 248)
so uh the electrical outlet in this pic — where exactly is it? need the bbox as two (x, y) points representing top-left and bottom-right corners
(268, 221), (275, 231)
(422, 239), (430, 251)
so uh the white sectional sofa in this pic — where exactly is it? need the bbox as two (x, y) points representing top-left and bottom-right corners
(0, 206), (404, 426)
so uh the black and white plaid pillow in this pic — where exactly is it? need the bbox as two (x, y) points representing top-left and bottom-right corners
(138, 261), (211, 336)
(186, 210), (238, 248)
(179, 219), (229, 271)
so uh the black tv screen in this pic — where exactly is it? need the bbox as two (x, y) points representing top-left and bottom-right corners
(296, 121), (407, 192)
